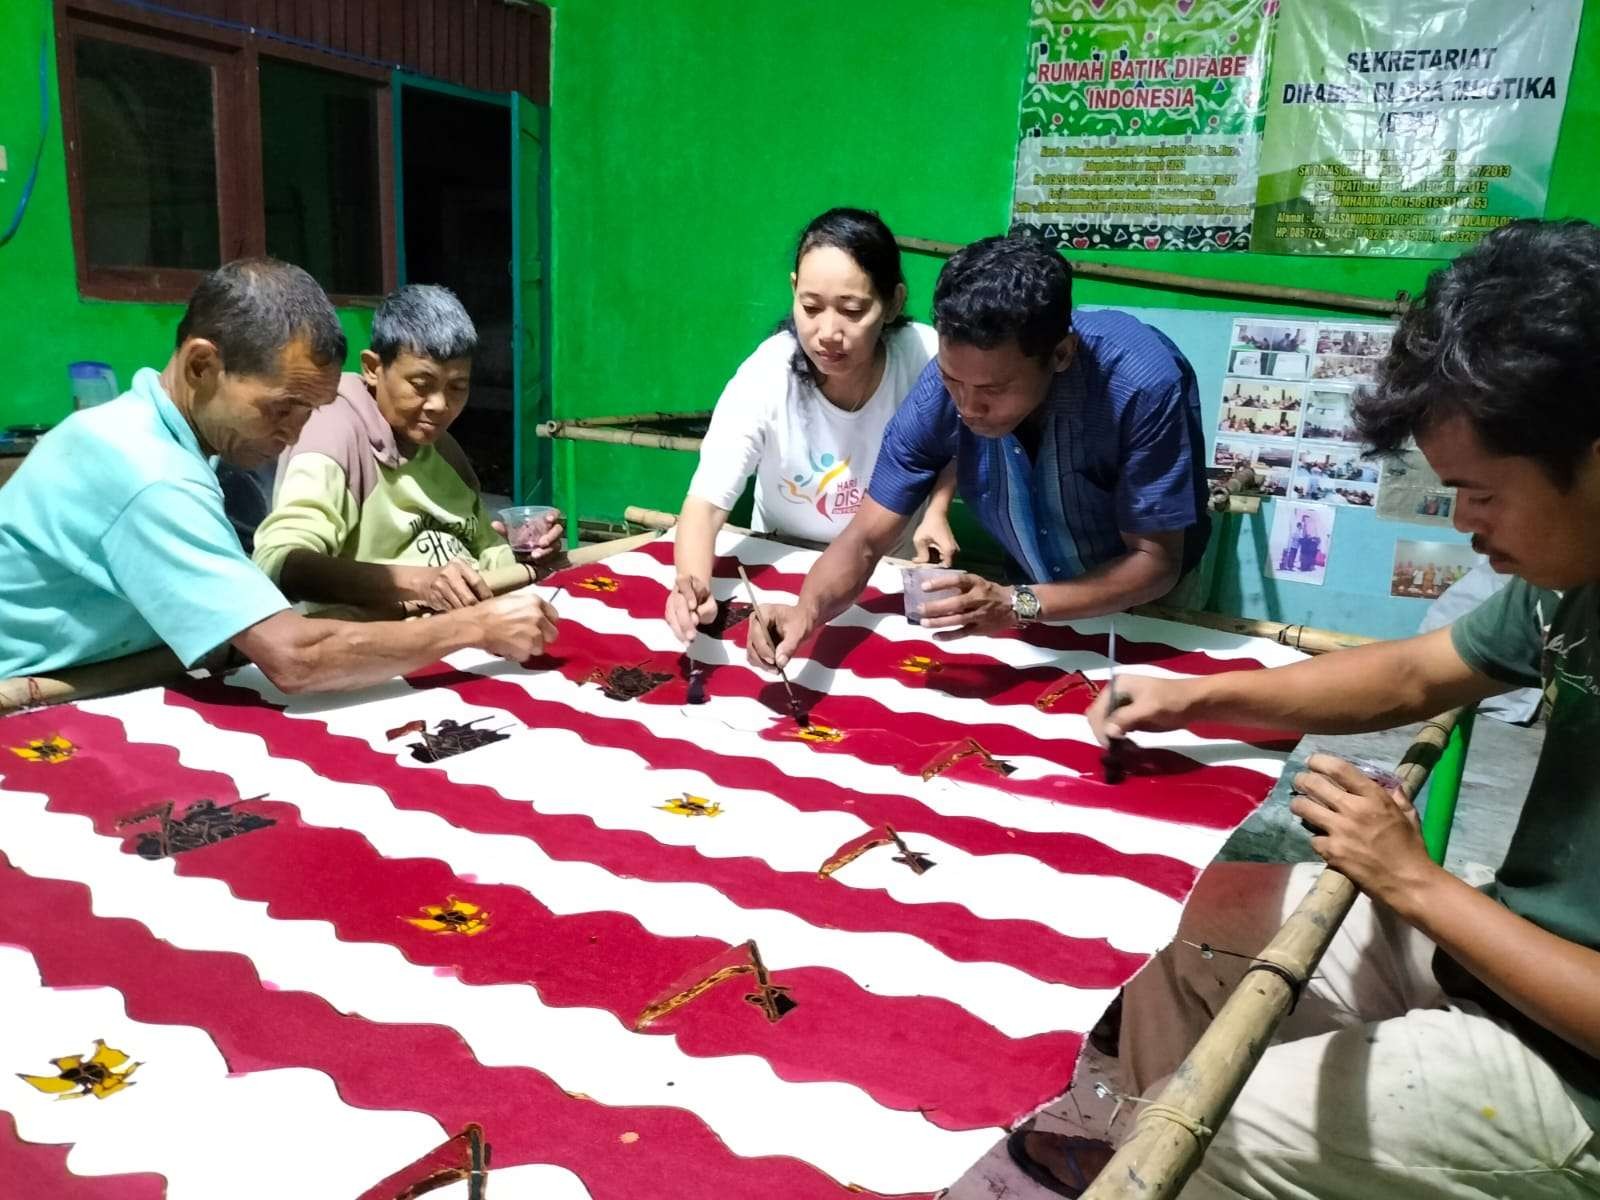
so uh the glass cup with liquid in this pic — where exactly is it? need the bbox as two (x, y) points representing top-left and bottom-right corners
(498, 505), (559, 564)
(900, 566), (963, 625)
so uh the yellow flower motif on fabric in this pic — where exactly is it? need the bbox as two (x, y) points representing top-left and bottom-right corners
(790, 722), (844, 744)
(578, 575), (620, 592)
(658, 793), (722, 818)
(896, 655), (942, 676)
(406, 897), (490, 936)
(8, 735), (75, 764)
(19, 1040), (141, 1100)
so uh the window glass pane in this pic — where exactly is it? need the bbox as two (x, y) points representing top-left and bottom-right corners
(74, 37), (220, 271)
(259, 58), (383, 296)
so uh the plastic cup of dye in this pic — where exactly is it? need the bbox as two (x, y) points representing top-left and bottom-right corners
(498, 505), (559, 560)
(900, 566), (962, 624)
(1349, 756), (1405, 794)
(1297, 755), (1406, 836)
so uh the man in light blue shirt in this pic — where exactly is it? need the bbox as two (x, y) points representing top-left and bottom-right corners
(0, 259), (558, 692)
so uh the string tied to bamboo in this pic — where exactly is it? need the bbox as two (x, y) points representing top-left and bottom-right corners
(1134, 1101), (1216, 1150)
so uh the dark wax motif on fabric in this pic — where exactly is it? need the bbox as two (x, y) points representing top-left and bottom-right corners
(635, 940), (796, 1029)
(353, 1124), (487, 1200)
(115, 798), (275, 860)
(818, 825), (937, 878)
(701, 600), (754, 639)
(584, 663), (675, 701)
(386, 717), (511, 763)
(8, 734), (75, 763)
(18, 1040), (141, 1100)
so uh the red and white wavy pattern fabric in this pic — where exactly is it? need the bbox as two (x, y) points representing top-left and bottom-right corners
(0, 532), (1301, 1198)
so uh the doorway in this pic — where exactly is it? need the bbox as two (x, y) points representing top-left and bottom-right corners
(396, 84), (514, 502)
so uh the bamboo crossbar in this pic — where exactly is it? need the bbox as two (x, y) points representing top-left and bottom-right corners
(1128, 606), (1374, 655)
(897, 236), (1408, 317)
(536, 420), (703, 453)
(480, 531), (662, 597)
(0, 646), (189, 715)
(558, 409), (712, 429)
(1080, 708), (1463, 1200)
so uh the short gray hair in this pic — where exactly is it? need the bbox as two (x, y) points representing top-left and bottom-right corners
(369, 284), (478, 366)
(177, 258), (346, 377)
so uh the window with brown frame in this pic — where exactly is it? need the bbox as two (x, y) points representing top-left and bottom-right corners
(57, 1), (395, 305)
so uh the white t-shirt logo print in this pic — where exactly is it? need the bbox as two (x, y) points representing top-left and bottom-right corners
(780, 451), (854, 521)
(687, 323), (938, 547)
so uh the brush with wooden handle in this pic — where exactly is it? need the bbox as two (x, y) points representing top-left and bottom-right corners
(735, 563), (810, 730)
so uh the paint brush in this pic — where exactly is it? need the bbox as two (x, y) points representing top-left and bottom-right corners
(735, 563), (810, 729)
(1102, 615), (1129, 785)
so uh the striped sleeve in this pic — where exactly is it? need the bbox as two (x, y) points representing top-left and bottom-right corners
(866, 360), (958, 516)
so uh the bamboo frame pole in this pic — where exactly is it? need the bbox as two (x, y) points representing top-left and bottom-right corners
(0, 647), (189, 716)
(1079, 709), (1462, 1200)
(896, 236), (1408, 317)
(536, 421), (703, 453)
(558, 409), (712, 429)
(1128, 606), (1374, 655)
(624, 505), (686, 531)
(480, 530), (663, 597)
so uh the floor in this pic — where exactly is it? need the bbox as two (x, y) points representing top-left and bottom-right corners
(943, 712), (1547, 1200)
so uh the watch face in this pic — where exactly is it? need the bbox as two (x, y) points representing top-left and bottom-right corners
(1015, 587), (1041, 620)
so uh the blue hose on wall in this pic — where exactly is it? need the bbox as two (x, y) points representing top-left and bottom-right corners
(0, 10), (50, 249)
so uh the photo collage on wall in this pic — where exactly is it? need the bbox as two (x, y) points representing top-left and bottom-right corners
(1214, 318), (1393, 507)
(1214, 317), (1395, 585)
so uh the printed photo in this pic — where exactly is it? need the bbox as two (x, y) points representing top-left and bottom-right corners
(1227, 348), (1310, 380)
(1220, 403), (1300, 438)
(1293, 445), (1380, 507)
(1219, 377), (1303, 411)
(1209, 449), (1290, 497)
(1300, 386), (1362, 444)
(1232, 320), (1316, 354)
(1212, 437), (1261, 469)
(1376, 445), (1457, 528)
(1316, 324), (1393, 359)
(1267, 502), (1335, 586)
(1257, 466), (1290, 497)
(1311, 353), (1382, 384)
(1415, 491), (1453, 520)
(1254, 439), (1296, 469)
(1391, 541), (1479, 600)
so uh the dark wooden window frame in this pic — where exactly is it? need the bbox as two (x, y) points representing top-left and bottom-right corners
(56, 0), (397, 306)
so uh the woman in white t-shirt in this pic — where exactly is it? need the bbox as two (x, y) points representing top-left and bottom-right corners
(666, 207), (956, 641)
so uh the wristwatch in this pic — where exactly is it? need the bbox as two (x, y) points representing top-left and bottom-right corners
(1011, 584), (1042, 624)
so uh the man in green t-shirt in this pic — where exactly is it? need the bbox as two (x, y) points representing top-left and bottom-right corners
(1010, 220), (1600, 1198)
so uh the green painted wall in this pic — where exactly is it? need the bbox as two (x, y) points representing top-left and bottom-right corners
(0, 1), (373, 430)
(545, 0), (1600, 535)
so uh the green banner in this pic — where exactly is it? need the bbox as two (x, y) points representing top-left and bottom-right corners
(1253, 0), (1582, 257)
(1011, 0), (1274, 252)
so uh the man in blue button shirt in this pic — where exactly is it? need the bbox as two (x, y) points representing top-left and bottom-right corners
(750, 235), (1207, 667)
(0, 258), (557, 692)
